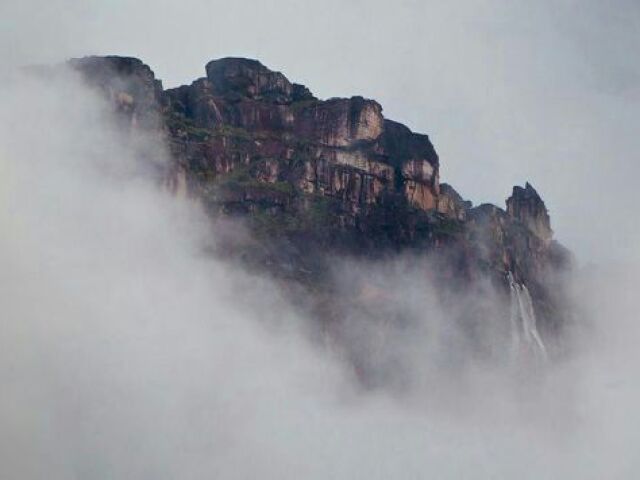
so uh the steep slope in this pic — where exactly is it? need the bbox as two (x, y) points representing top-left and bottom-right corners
(67, 55), (572, 343)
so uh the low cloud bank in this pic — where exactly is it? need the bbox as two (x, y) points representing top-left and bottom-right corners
(0, 69), (637, 479)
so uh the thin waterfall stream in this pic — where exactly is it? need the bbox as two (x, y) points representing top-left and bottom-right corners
(507, 271), (548, 361)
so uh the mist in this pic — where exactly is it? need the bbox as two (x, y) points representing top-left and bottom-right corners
(0, 59), (637, 479)
(2, 1), (640, 478)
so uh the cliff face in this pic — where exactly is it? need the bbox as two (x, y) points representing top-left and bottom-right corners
(506, 182), (553, 244)
(67, 55), (572, 339)
(161, 57), (440, 218)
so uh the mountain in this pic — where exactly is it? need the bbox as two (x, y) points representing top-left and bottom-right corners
(62, 55), (571, 356)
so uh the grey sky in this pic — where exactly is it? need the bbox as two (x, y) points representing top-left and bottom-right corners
(2, 4), (640, 478)
(2, 0), (638, 262)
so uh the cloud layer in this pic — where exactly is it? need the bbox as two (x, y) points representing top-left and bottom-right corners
(1, 2), (639, 477)
(0, 62), (638, 479)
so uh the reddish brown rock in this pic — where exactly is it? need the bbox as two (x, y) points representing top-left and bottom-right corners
(65, 55), (572, 337)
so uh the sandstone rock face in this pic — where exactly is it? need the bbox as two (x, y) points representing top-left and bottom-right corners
(205, 58), (308, 104)
(66, 55), (572, 337)
(160, 57), (440, 216)
(293, 97), (384, 147)
(437, 183), (471, 221)
(506, 182), (553, 244)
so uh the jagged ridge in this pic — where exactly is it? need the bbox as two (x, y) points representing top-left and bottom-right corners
(67, 55), (572, 337)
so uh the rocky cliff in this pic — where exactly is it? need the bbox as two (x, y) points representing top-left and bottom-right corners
(66, 55), (572, 346)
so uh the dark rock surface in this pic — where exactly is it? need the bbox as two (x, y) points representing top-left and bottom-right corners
(65, 55), (573, 347)
(506, 182), (553, 244)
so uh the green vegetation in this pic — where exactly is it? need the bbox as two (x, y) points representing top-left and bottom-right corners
(211, 124), (252, 141)
(304, 195), (341, 227)
(251, 209), (303, 237)
(165, 112), (212, 141)
(165, 111), (260, 144)
(250, 196), (342, 239)
(260, 180), (295, 196)
(216, 164), (254, 189)
(211, 161), (293, 196)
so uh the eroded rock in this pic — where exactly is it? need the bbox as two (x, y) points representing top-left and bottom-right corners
(64, 55), (572, 338)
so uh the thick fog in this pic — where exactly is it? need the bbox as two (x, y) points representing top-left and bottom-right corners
(0, 62), (638, 478)
(1, 1), (639, 478)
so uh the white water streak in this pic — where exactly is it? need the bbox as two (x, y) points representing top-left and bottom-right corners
(507, 272), (548, 361)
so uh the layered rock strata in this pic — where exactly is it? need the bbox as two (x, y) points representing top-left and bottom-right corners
(66, 55), (572, 339)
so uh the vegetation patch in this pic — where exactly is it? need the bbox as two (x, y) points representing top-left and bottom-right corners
(211, 124), (253, 141)
(165, 112), (212, 141)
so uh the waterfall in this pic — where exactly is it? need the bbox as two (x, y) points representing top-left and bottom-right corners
(507, 272), (548, 361)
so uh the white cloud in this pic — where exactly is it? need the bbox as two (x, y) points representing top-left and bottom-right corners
(1, 4), (639, 478)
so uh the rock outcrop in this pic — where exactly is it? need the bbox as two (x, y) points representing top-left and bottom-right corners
(64, 55), (572, 341)
(156, 58), (441, 223)
(506, 182), (553, 245)
(70, 56), (164, 131)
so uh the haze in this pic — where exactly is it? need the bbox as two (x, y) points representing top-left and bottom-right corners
(1, 1), (639, 478)
(2, 0), (639, 262)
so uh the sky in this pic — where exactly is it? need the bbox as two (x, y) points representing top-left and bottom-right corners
(2, 65), (639, 479)
(2, 2), (640, 478)
(2, 0), (639, 262)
